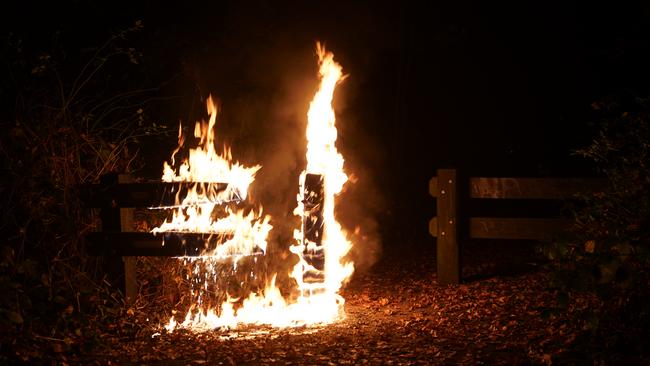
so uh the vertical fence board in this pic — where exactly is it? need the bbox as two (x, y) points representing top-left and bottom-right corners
(118, 174), (137, 303)
(436, 169), (460, 285)
(98, 174), (127, 298)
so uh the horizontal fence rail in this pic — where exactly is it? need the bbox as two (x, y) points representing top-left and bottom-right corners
(81, 181), (229, 208)
(430, 176), (606, 200)
(429, 217), (572, 240)
(429, 169), (605, 285)
(84, 232), (263, 257)
(80, 174), (234, 302)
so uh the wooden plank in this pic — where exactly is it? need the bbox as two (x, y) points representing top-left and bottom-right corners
(81, 181), (230, 208)
(97, 174), (130, 301)
(470, 177), (606, 199)
(436, 169), (460, 285)
(85, 232), (260, 257)
(430, 217), (570, 239)
(302, 173), (325, 284)
(429, 177), (438, 198)
(118, 174), (137, 303)
(469, 217), (571, 239)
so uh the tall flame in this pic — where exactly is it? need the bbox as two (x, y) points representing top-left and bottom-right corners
(292, 42), (353, 297)
(162, 43), (353, 332)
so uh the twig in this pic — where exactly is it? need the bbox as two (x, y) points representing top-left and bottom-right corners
(33, 335), (66, 342)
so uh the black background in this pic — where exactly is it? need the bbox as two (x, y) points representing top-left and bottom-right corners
(3, 0), (650, 249)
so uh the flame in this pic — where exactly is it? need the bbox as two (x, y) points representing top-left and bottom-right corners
(161, 43), (353, 332)
(297, 42), (353, 296)
(162, 96), (259, 201)
(153, 96), (270, 257)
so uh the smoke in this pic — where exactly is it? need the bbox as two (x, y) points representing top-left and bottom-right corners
(239, 43), (384, 276)
(171, 20), (387, 279)
(336, 170), (384, 273)
(213, 45), (385, 277)
(197, 42), (317, 286)
(335, 85), (385, 273)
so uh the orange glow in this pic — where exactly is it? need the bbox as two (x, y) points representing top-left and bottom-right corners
(160, 43), (353, 332)
(153, 96), (271, 257)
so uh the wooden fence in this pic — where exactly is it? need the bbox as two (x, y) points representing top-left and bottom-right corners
(429, 169), (605, 285)
(81, 174), (231, 301)
(81, 172), (326, 301)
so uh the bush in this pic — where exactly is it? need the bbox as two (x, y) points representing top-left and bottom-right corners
(0, 21), (165, 361)
(541, 95), (650, 360)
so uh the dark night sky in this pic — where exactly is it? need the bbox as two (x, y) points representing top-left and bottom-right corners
(4, 1), (650, 246)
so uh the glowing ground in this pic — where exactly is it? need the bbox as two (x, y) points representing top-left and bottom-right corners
(60, 245), (610, 365)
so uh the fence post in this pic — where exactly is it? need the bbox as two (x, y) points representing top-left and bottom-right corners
(118, 174), (137, 303)
(436, 169), (460, 285)
(99, 173), (137, 303)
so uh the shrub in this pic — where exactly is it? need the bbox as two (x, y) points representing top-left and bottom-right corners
(0, 21), (164, 360)
(541, 95), (650, 360)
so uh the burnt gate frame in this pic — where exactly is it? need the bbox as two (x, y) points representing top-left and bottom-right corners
(81, 173), (234, 302)
(429, 169), (605, 285)
(81, 172), (326, 302)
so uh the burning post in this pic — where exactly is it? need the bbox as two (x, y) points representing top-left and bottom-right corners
(301, 173), (325, 283)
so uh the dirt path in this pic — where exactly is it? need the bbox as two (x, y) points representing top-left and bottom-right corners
(64, 247), (606, 365)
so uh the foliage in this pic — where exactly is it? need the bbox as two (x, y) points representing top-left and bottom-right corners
(540, 95), (650, 360)
(0, 21), (168, 362)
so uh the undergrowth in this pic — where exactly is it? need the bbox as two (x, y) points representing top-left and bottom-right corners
(541, 95), (650, 362)
(0, 21), (170, 362)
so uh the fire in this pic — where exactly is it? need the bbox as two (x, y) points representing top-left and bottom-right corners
(160, 43), (353, 332)
(153, 96), (271, 257)
(291, 43), (353, 301)
(162, 96), (259, 201)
